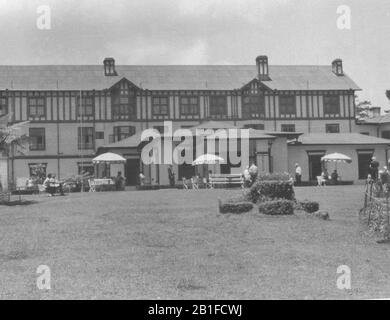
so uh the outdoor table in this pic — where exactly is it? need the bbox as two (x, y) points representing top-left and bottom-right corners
(92, 178), (115, 191)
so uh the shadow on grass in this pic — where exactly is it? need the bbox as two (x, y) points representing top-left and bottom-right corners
(0, 200), (38, 206)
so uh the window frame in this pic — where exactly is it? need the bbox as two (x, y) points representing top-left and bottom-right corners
(113, 126), (136, 142)
(209, 95), (227, 117)
(242, 94), (265, 119)
(323, 95), (340, 115)
(281, 124), (296, 132)
(179, 96), (199, 116)
(29, 128), (46, 151)
(325, 123), (340, 133)
(279, 95), (296, 116)
(77, 96), (95, 117)
(152, 96), (169, 116)
(78, 127), (95, 150)
(28, 97), (46, 119)
(111, 82), (137, 120)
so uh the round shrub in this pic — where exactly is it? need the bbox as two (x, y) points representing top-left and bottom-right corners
(246, 180), (295, 203)
(299, 200), (319, 213)
(258, 200), (294, 215)
(219, 200), (253, 214)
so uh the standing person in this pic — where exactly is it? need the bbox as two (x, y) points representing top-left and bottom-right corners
(295, 163), (302, 186)
(115, 171), (125, 191)
(248, 162), (258, 182)
(168, 165), (175, 187)
(369, 156), (379, 181)
(243, 165), (251, 187)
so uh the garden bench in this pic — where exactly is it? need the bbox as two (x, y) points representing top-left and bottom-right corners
(209, 174), (244, 189)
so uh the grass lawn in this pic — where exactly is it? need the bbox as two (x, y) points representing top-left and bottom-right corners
(0, 185), (389, 299)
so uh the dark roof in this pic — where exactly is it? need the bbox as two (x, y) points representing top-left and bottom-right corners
(289, 133), (390, 145)
(0, 65), (360, 91)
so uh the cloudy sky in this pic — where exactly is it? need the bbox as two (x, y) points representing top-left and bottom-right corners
(0, 0), (389, 108)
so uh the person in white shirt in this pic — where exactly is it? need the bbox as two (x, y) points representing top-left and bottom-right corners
(295, 163), (302, 185)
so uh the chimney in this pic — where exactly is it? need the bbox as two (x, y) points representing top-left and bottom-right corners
(256, 55), (270, 81)
(332, 59), (343, 76)
(103, 57), (117, 76)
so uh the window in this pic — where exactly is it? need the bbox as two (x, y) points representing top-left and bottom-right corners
(77, 96), (94, 117)
(114, 126), (135, 142)
(0, 97), (7, 116)
(152, 97), (169, 116)
(281, 124), (296, 132)
(95, 131), (104, 139)
(325, 124), (340, 133)
(242, 95), (265, 118)
(279, 95), (296, 116)
(111, 82), (136, 120)
(244, 124), (265, 130)
(323, 95), (340, 115)
(78, 162), (94, 176)
(29, 128), (45, 150)
(381, 131), (390, 139)
(78, 127), (94, 150)
(28, 97), (46, 118)
(209, 96), (227, 117)
(180, 97), (199, 116)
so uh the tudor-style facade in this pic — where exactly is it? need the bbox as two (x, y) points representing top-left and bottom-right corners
(0, 55), (363, 187)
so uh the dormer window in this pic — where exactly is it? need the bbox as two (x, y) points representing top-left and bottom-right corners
(103, 57), (117, 76)
(332, 59), (343, 76)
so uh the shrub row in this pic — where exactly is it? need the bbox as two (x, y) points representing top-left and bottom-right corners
(258, 200), (294, 215)
(219, 200), (254, 214)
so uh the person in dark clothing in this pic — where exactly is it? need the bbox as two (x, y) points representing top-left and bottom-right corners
(331, 170), (338, 184)
(168, 165), (175, 187)
(115, 171), (125, 191)
(369, 157), (379, 181)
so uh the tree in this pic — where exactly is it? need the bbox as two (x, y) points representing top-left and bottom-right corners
(0, 114), (29, 191)
(355, 95), (372, 120)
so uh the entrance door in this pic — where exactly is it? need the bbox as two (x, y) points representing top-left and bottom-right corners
(308, 155), (323, 181)
(125, 159), (140, 185)
(357, 152), (373, 179)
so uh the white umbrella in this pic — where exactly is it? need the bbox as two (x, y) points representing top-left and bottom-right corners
(192, 154), (225, 165)
(92, 152), (126, 164)
(321, 152), (352, 172)
(321, 153), (352, 163)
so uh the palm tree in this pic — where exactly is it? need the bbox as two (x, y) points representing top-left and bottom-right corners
(0, 114), (29, 191)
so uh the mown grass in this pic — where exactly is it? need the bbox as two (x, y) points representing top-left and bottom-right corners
(0, 185), (389, 299)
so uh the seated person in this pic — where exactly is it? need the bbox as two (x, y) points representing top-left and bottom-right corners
(331, 170), (339, 184)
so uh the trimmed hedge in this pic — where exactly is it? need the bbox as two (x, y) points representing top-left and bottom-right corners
(258, 200), (294, 215)
(246, 180), (295, 203)
(299, 200), (319, 213)
(219, 200), (253, 214)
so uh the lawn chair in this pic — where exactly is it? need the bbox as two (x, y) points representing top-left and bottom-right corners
(191, 176), (199, 190)
(182, 178), (189, 190)
(88, 179), (96, 192)
(316, 176), (326, 186)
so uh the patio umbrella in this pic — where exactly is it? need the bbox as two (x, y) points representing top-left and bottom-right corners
(92, 152), (126, 164)
(192, 154), (225, 179)
(92, 152), (126, 178)
(192, 154), (225, 165)
(321, 152), (352, 171)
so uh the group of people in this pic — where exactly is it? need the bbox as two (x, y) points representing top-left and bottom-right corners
(294, 163), (339, 186)
(43, 174), (65, 196)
